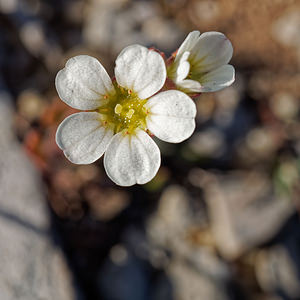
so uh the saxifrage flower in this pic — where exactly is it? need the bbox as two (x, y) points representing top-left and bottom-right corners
(55, 45), (196, 186)
(167, 30), (235, 93)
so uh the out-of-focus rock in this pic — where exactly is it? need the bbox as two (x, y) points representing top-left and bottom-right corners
(142, 16), (183, 52)
(255, 246), (300, 299)
(83, 0), (184, 55)
(167, 258), (229, 300)
(20, 21), (46, 57)
(109, 244), (129, 266)
(188, 0), (220, 24)
(272, 9), (300, 49)
(17, 89), (47, 121)
(147, 185), (231, 300)
(188, 128), (225, 158)
(245, 127), (280, 158)
(83, 3), (116, 51)
(269, 92), (299, 121)
(147, 185), (193, 247)
(0, 93), (74, 300)
(236, 126), (284, 166)
(0, 0), (17, 14)
(200, 171), (295, 260)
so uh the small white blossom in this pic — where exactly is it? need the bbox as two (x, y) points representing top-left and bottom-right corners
(168, 31), (235, 93)
(55, 45), (196, 186)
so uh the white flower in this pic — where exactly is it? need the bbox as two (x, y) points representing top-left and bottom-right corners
(55, 45), (196, 186)
(168, 31), (235, 93)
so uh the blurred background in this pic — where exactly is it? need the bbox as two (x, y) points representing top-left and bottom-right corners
(0, 0), (300, 299)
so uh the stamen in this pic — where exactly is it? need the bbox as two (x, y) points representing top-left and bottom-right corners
(114, 104), (123, 115)
(126, 109), (135, 119)
(98, 85), (148, 134)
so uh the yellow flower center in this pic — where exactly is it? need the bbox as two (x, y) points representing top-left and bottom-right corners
(98, 83), (148, 134)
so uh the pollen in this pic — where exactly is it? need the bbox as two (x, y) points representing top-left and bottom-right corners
(114, 104), (123, 115)
(98, 83), (148, 134)
(126, 109), (135, 119)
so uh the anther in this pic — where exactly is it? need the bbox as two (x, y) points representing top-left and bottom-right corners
(114, 104), (123, 115)
(126, 109), (135, 119)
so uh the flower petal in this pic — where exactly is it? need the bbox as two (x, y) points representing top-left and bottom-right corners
(55, 55), (114, 110)
(176, 31), (201, 61)
(115, 45), (166, 99)
(176, 79), (202, 93)
(56, 112), (114, 164)
(145, 90), (197, 143)
(176, 51), (191, 82)
(191, 32), (233, 73)
(200, 64), (235, 92)
(104, 129), (161, 186)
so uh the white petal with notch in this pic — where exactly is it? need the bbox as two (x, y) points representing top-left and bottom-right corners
(55, 55), (114, 110)
(115, 45), (166, 99)
(176, 31), (201, 61)
(145, 90), (197, 143)
(56, 112), (114, 164)
(191, 31), (233, 73)
(104, 129), (161, 186)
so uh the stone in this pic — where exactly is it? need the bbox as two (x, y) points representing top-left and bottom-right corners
(19, 21), (46, 57)
(272, 9), (300, 48)
(0, 0), (17, 14)
(200, 170), (295, 260)
(167, 259), (229, 300)
(147, 185), (231, 300)
(0, 93), (74, 300)
(269, 92), (299, 121)
(83, 0), (184, 55)
(255, 245), (300, 299)
(188, 128), (226, 158)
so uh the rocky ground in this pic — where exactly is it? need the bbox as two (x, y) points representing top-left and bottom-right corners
(0, 0), (300, 299)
